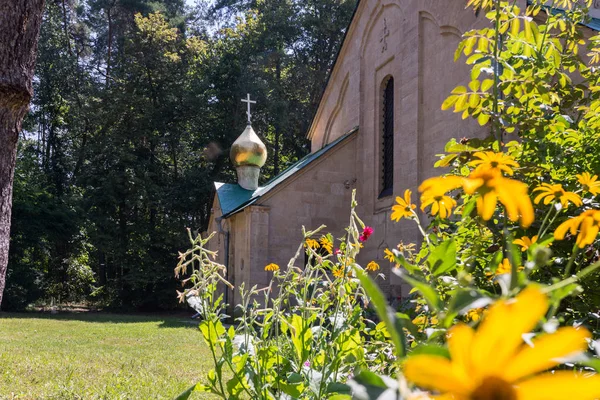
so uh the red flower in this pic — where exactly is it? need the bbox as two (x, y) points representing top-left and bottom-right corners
(334, 248), (341, 255)
(359, 226), (374, 242)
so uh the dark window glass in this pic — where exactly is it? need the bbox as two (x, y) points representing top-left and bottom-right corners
(380, 77), (394, 197)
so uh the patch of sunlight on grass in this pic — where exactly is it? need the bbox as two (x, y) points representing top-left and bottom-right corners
(0, 313), (217, 399)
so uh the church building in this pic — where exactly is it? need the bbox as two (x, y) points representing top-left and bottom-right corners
(206, 0), (599, 306)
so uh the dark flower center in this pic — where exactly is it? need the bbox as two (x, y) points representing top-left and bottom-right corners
(490, 161), (499, 168)
(471, 376), (517, 400)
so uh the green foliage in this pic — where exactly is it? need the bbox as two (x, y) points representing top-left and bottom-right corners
(7, 0), (356, 310)
(176, 192), (401, 399)
(178, 1), (600, 398)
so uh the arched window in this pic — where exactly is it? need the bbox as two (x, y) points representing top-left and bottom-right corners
(380, 77), (394, 197)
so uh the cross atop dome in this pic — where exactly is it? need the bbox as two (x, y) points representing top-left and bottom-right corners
(241, 93), (256, 125)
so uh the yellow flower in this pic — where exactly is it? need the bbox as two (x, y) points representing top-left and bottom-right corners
(351, 242), (364, 249)
(384, 248), (395, 263)
(412, 315), (438, 327)
(469, 151), (519, 176)
(513, 235), (538, 251)
(398, 242), (416, 253)
(554, 209), (600, 248)
(264, 263), (279, 272)
(420, 192), (457, 219)
(332, 266), (344, 279)
(391, 189), (417, 221)
(319, 236), (333, 254)
(305, 238), (320, 249)
(533, 183), (582, 209)
(403, 287), (600, 400)
(419, 168), (534, 227)
(366, 261), (380, 272)
(332, 265), (353, 278)
(495, 258), (523, 276)
(577, 172), (600, 196)
(463, 168), (534, 227)
(465, 308), (485, 322)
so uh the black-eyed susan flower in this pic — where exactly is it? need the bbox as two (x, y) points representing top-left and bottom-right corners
(319, 236), (333, 254)
(403, 287), (600, 400)
(577, 172), (600, 196)
(384, 248), (395, 263)
(462, 168), (534, 227)
(554, 209), (600, 248)
(513, 235), (538, 251)
(469, 151), (519, 175)
(332, 266), (344, 279)
(495, 258), (523, 276)
(332, 265), (353, 278)
(419, 168), (534, 227)
(264, 263), (279, 272)
(391, 189), (417, 221)
(366, 261), (380, 272)
(305, 238), (320, 249)
(420, 192), (457, 219)
(533, 183), (582, 209)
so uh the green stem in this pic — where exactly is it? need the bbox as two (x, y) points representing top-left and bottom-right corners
(492, 0), (503, 146)
(563, 244), (580, 279)
(536, 203), (555, 238)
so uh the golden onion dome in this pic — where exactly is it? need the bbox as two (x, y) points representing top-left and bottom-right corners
(230, 124), (267, 168)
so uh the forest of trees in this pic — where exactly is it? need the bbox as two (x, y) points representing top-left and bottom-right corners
(3, 0), (357, 310)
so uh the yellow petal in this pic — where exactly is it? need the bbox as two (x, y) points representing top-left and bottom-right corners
(515, 372), (600, 400)
(470, 287), (548, 379)
(477, 190), (498, 220)
(554, 218), (577, 240)
(502, 327), (591, 382)
(403, 355), (472, 396)
(447, 324), (475, 378)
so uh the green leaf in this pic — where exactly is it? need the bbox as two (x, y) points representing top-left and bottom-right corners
(427, 239), (457, 276)
(355, 268), (405, 358)
(409, 344), (451, 359)
(327, 382), (352, 395)
(174, 384), (202, 400)
(392, 269), (442, 311)
(442, 95), (459, 110)
(346, 370), (399, 400)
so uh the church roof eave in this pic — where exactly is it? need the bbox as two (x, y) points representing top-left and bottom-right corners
(219, 126), (359, 219)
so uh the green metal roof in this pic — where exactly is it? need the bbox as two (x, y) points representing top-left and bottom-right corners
(216, 127), (358, 219)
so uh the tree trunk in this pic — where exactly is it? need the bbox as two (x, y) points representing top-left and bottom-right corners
(0, 0), (46, 308)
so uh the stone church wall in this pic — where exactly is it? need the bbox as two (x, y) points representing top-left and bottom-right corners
(306, 0), (529, 296)
(257, 135), (358, 273)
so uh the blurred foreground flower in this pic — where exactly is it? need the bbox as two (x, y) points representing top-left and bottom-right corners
(419, 163), (534, 227)
(554, 209), (600, 248)
(403, 287), (600, 400)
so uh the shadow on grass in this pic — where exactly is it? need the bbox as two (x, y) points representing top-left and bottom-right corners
(0, 311), (201, 328)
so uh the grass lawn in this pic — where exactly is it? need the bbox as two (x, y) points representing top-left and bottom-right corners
(0, 312), (215, 399)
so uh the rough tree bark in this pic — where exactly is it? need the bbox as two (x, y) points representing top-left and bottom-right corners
(0, 0), (46, 308)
